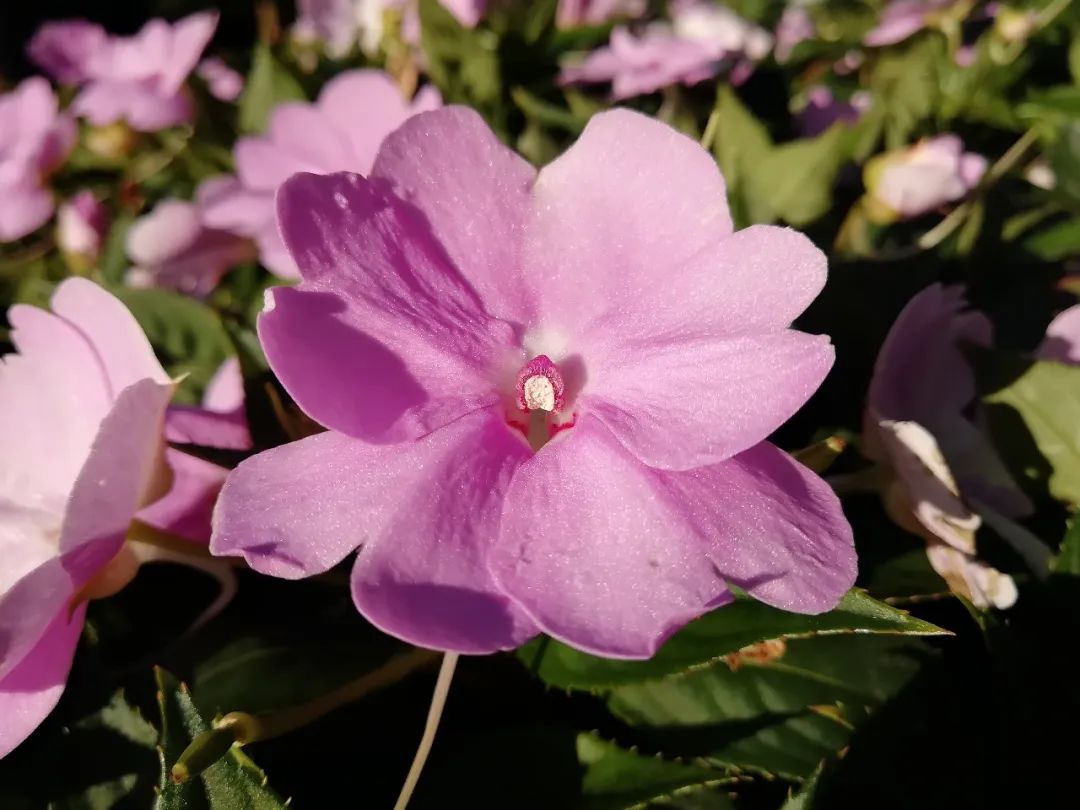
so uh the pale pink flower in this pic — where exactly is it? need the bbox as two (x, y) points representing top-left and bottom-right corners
(775, 6), (815, 62)
(212, 107), (855, 659)
(864, 0), (955, 46)
(0, 79), (77, 242)
(866, 135), (986, 221)
(56, 191), (109, 264)
(1036, 306), (1080, 365)
(125, 198), (255, 297)
(199, 70), (440, 279)
(197, 57), (244, 102)
(557, 0), (646, 28)
(865, 284), (1033, 609)
(29, 13), (218, 131)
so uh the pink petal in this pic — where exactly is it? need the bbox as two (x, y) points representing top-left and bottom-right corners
(60, 377), (174, 556)
(165, 406), (250, 450)
(49, 278), (170, 397)
(491, 423), (855, 657)
(1037, 305), (1080, 364)
(26, 20), (108, 84)
(161, 12), (219, 94)
(318, 70), (439, 177)
(138, 448), (226, 544)
(268, 172), (519, 441)
(72, 81), (193, 131)
(265, 102), (354, 173)
(3, 302), (112, 504)
(371, 106), (536, 323)
(234, 123), (327, 191)
(0, 173), (54, 242)
(202, 357), (245, 415)
(584, 331), (835, 470)
(196, 175), (272, 237)
(490, 418), (731, 658)
(0, 605), (85, 759)
(526, 109), (757, 346)
(439, 0), (487, 27)
(213, 411), (538, 653)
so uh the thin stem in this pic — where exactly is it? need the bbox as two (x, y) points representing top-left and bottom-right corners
(393, 652), (460, 810)
(917, 128), (1039, 251)
(700, 105), (721, 152)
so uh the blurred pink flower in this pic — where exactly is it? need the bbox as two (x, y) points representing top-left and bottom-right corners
(1036, 306), (1080, 365)
(865, 135), (986, 222)
(865, 284), (1032, 609)
(864, 0), (955, 46)
(56, 191), (108, 264)
(29, 13), (218, 131)
(440, 0), (487, 27)
(796, 87), (871, 137)
(197, 57), (244, 102)
(212, 107), (855, 659)
(0, 279), (175, 758)
(125, 198), (255, 297)
(557, 0), (646, 28)
(199, 70), (440, 279)
(0, 79), (77, 242)
(775, 6), (815, 62)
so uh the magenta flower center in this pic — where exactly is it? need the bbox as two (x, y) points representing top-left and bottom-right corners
(514, 354), (566, 413)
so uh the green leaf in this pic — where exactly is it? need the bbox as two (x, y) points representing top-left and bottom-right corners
(519, 590), (949, 690)
(866, 36), (944, 148)
(983, 356), (1080, 505)
(109, 286), (233, 404)
(98, 212), (135, 285)
(1023, 217), (1080, 259)
(710, 85), (773, 228)
(238, 44), (306, 134)
(780, 765), (824, 809)
(154, 668), (287, 810)
(575, 734), (736, 810)
(607, 635), (935, 780)
(744, 124), (856, 228)
(1054, 519), (1080, 574)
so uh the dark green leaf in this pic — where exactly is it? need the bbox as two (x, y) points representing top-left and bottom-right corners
(710, 85), (773, 228)
(519, 590), (948, 690)
(1054, 519), (1080, 574)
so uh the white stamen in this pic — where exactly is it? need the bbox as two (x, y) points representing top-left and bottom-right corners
(523, 375), (556, 411)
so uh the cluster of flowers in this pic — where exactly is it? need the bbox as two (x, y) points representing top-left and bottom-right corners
(0, 0), (1070, 767)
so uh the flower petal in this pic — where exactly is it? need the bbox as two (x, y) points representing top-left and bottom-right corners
(490, 418), (730, 659)
(585, 331), (834, 470)
(138, 448), (226, 544)
(269, 172), (520, 441)
(49, 278), (170, 396)
(526, 109), (743, 341)
(0, 605), (85, 759)
(1037, 304), (1080, 364)
(371, 106), (537, 323)
(212, 412), (537, 653)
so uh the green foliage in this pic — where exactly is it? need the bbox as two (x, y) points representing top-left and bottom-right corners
(519, 590), (947, 690)
(238, 44), (307, 134)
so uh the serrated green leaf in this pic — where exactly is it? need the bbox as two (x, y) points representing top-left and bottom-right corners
(866, 36), (944, 148)
(238, 44), (306, 134)
(154, 668), (286, 810)
(109, 286), (232, 403)
(576, 733), (736, 810)
(780, 764), (823, 809)
(608, 635), (935, 780)
(519, 590), (948, 690)
(983, 357), (1080, 505)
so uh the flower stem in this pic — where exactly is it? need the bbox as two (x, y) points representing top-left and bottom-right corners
(393, 652), (460, 810)
(171, 648), (440, 783)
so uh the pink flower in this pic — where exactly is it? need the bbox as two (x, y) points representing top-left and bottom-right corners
(212, 107), (856, 659)
(293, 0), (389, 57)
(439, 0), (487, 27)
(1036, 306), (1080, 364)
(125, 198), (255, 297)
(796, 87), (871, 138)
(864, 0), (956, 46)
(671, 0), (773, 62)
(0, 281), (249, 759)
(775, 6), (815, 62)
(0, 279), (175, 758)
(56, 191), (109, 264)
(197, 57), (244, 102)
(560, 25), (721, 99)
(865, 135), (986, 222)
(557, 0), (646, 28)
(199, 70), (440, 279)
(865, 285), (1031, 609)
(29, 13), (218, 131)
(0, 79), (77, 242)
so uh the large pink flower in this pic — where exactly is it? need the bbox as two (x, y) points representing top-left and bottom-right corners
(865, 284), (1031, 609)
(0, 79), (77, 242)
(0, 279), (174, 758)
(28, 13), (218, 131)
(199, 70), (441, 279)
(212, 107), (856, 659)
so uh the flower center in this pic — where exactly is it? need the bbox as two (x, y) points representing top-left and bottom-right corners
(515, 355), (565, 413)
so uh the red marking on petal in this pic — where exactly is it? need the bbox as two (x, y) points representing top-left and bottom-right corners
(515, 354), (566, 412)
